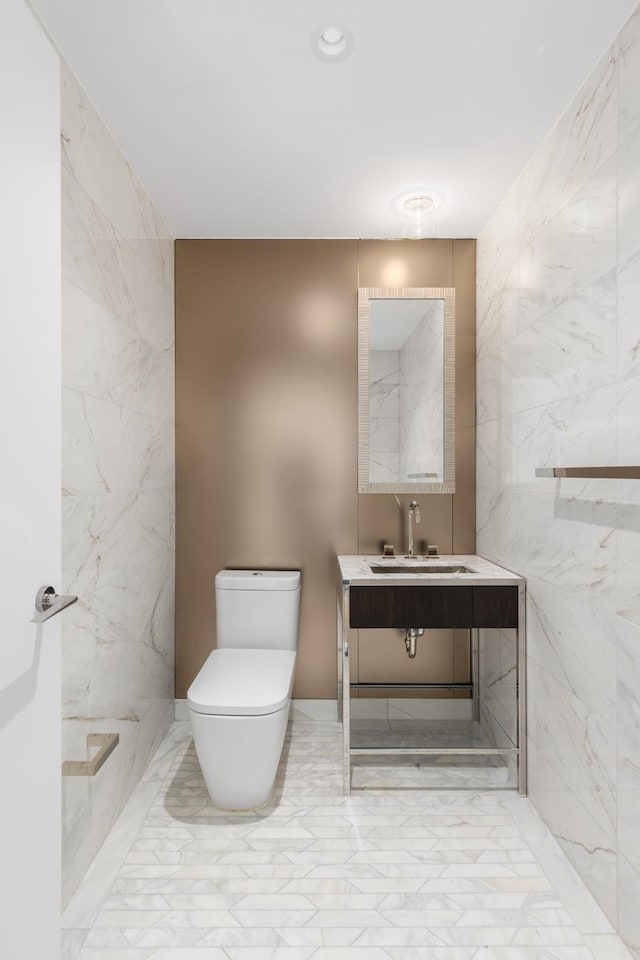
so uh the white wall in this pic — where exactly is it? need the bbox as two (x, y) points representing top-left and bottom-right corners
(60, 64), (175, 905)
(477, 4), (640, 953)
(0, 1), (61, 956)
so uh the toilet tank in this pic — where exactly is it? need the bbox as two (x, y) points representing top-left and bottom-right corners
(215, 570), (301, 651)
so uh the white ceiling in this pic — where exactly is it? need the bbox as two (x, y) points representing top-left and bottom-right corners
(30, 0), (638, 239)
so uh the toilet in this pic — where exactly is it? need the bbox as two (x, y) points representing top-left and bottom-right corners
(187, 569), (301, 809)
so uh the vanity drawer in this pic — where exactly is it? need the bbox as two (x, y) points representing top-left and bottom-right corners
(349, 585), (473, 629)
(472, 586), (519, 628)
(348, 584), (520, 629)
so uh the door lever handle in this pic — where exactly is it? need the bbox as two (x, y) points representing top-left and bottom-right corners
(31, 585), (77, 623)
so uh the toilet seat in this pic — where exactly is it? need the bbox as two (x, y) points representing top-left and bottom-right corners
(187, 648), (296, 717)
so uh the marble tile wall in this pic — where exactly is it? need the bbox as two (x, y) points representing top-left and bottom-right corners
(369, 350), (400, 483)
(370, 304), (445, 486)
(400, 303), (445, 482)
(60, 63), (175, 906)
(476, 5), (640, 953)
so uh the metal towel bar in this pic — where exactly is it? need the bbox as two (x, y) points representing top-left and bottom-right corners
(31, 585), (77, 623)
(62, 732), (119, 777)
(535, 466), (640, 479)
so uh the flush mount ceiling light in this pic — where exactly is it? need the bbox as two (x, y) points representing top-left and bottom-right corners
(401, 194), (438, 239)
(311, 23), (354, 62)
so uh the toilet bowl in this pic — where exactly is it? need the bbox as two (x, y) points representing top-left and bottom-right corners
(187, 569), (301, 809)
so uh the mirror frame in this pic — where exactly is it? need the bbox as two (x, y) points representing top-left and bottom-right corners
(358, 286), (456, 495)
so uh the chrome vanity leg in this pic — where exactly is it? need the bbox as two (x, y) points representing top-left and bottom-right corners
(342, 584), (351, 796)
(471, 627), (480, 724)
(337, 579), (343, 723)
(517, 583), (528, 796)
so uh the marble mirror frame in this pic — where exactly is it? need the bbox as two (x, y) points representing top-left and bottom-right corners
(357, 286), (456, 495)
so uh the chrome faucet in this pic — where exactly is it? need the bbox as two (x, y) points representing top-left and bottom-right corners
(407, 500), (421, 556)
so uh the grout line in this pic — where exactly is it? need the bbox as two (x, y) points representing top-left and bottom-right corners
(500, 790), (619, 938)
(62, 382), (175, 428)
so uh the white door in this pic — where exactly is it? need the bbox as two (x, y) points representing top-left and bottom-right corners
(0, 1), (61, 957)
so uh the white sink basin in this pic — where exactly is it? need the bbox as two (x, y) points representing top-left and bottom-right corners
(368, 563), (471, 575)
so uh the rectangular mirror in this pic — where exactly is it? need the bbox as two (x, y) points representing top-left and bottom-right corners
(358, 287), (455, 494)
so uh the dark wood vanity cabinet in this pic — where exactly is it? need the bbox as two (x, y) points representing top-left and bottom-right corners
(349, 584), (519, 630)
(472, 586), (519, 627)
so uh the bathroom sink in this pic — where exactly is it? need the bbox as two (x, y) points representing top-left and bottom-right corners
(368, 564), (471, 575)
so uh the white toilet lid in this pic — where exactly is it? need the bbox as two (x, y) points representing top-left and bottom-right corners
(187, 649), (296, 717)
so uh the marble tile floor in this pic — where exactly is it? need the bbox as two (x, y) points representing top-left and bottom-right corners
(62, 713), (631, 960)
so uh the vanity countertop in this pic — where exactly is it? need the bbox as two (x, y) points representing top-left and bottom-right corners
(338, 555), (524, 588)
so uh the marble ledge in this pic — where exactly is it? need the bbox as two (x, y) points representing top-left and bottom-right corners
(338, 554), (525, 588)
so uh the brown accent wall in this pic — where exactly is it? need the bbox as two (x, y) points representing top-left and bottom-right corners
(175, 239), (476, 698)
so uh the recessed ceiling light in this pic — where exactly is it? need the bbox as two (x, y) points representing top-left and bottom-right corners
(311, 23), (354, 62)
(322, 26), (343, 45)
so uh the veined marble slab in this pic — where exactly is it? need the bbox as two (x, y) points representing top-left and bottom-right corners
(476, 9), (640, 947)
(60, 63), (175, 907)
(399, 306), (444, 482)
(619, 3), (640, 149)
(338, 555), (524, 588)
